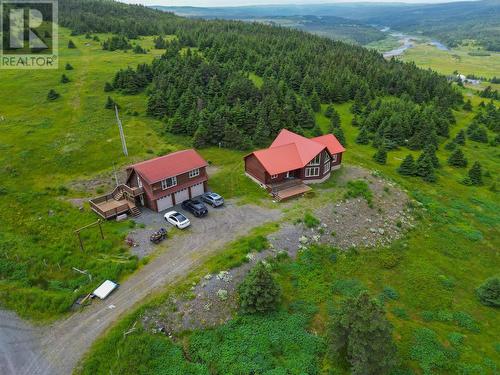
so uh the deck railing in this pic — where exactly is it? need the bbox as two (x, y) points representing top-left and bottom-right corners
(89, 184), (143, 219)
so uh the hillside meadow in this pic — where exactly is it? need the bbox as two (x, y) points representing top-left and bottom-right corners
(0, 26), (498, 374)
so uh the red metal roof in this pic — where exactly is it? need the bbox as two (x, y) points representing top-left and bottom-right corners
(312, 134), (346, 154)
(130, 149), (208, 184)
(247, 129), (345, 175)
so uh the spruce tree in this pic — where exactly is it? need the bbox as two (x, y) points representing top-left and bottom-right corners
(325, 104), (335, 118)
(332, 127), (346, 146)
(65, 63), (73, 70)
(329, 108), (341, 130)
(373, 146), (387, 165)
(397, 154), (416, 176)
(67, 40), (76, 49)
(105, 96), (115, 109)
(463, 99), (472, 111)
(448, 149), (468, 168)
(104, 82), (113, 92)
(468, 161), (483, 185)
(47, 89), (60, 100)
(310, 91), (321, 113)
(355, 127), (370, 145)
(444, 141), (457, 151)
(330, 292), (397, 375)
(416, 153), (436, 182)
(238, 262), (281, 314)
(424, 144), (440, 169)
(60, 74), (70, 84)
(454, 130), (466, 145)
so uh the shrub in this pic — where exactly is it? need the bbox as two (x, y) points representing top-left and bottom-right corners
(332, 278), (366, 297)
(392, 307), (408, 319)
(303, 212), (320, 228)
(476, 277), (500, 307)
(468, 161), (483, 185)
(397, 154), (416, 176)
(61, 74), (70, 83)
(238, 262), (281, 314)
(448, 149), (468, 168)
(104, 82), (113, 92)
(410, 328), (458, 374)
(344, 179), (373, 206)
(65, 63), (73, 70)
(47, 89), (60, 100)
(373, 146), (387, 164)
(67, 39), (76, 48)
(382, 286), (399, 300)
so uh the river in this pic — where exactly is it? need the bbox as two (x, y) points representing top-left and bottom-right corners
(382, 30), (449, 58)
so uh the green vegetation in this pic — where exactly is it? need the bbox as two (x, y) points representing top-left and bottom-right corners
(329, 291), (397, 374)
(476, 277), (500, 307)
(238, 261), (281, 314)
(344, 179), (373, 206)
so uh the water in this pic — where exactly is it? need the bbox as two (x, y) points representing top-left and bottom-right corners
(382, 30), (448, 57)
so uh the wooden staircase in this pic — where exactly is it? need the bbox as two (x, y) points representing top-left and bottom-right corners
(129, 206), (141, 217)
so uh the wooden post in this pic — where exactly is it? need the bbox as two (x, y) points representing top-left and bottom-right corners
(77, 231), (84, 252)
(98, 220), (104, 240)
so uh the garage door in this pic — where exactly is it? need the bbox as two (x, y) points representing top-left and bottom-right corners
(156, 194), (173, 212)
(174, 188), (189, 205)
(190, 182), (205, 198)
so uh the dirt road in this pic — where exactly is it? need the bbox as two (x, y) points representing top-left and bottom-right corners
(2, 202), (281, 375)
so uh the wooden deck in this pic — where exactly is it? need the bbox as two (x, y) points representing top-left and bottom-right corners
(89, 184), (143, 219)
(268, 179), (312, 201)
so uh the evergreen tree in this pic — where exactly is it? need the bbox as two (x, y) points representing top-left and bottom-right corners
(329, 292), (397, 375)
(373, 146), (387, 165)
(324, 104), (335, 118)
(476, 277), (500, 307)
(329, 108), (341, 130)
(424, 144), (440, 169)
(468, 161), (483, 185)
(104, 82), (113, 92)
(355, 127), (370, 145)
(454, 130), (466, 145)
(351, 115), (359, 127)
(416, 153), (436, 182)
(47, 89), (60, 100)
(444, 141), (457, 151)
(448, 149), (468, 168)
(238, 262), (281, 314)
(253, 117), (270, 147)
(332, 127), (346, 147)
(105, 96), (115, 109)
(397, 154), (416, 176)
(65, 63), (73, 70)
(67, 40), (76, 49)
(60, 74), (70, 84)
(310, 91), (321, 113)
(463, 99), (472, 111)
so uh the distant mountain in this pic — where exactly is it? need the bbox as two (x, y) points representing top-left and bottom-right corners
(156, 0), (500, 51)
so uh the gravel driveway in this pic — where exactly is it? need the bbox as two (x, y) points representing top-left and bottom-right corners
(1, 201), (281, 375)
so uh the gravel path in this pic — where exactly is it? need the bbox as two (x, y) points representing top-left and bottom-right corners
(1, 201), (281, 375)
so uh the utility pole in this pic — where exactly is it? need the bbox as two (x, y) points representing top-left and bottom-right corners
(115, 105), (128, 157)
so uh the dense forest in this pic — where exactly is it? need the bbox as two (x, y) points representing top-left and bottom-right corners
(60, 0), (462, 151)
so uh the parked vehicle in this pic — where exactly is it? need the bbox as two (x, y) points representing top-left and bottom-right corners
(149, 228), (167, 244)
(164, 211), (191, 229)
(201, 192), (224, 207)
(181, 199), (208, 217)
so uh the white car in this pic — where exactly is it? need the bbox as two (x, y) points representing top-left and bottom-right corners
(164, 211), (191, 229)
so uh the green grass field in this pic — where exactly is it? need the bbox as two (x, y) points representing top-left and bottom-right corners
(1, 26), (499, 373)
(400, 43), (500, 79)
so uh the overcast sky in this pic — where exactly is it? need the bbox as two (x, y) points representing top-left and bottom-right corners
(121, 0), (473, 7)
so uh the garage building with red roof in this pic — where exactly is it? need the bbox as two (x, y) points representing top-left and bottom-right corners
(244, 129), (345, 195)
(126, 149), (209, 212)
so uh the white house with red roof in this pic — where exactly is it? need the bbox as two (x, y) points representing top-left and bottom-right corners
(126, 149), (209, 212)
(244, 129), (345, 199)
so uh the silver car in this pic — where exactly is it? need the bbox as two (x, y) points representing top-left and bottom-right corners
(201, 192), (224, 207)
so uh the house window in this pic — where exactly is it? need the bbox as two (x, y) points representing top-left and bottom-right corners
(189, 168), (200, 178)
(137, 175), (143, 188)
(305, 167), (320, 177)
(161, 176), (177, 190)
(324, 151), (331, 162)
(332, 154), (338, 163)
(271, 174), (279, 179)
(307, 154), (321, 166)
(324, 161), (331, 174)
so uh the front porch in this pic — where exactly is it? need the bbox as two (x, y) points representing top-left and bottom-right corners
(267, 178), (312, 201)
(89, 184), (144, 219)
